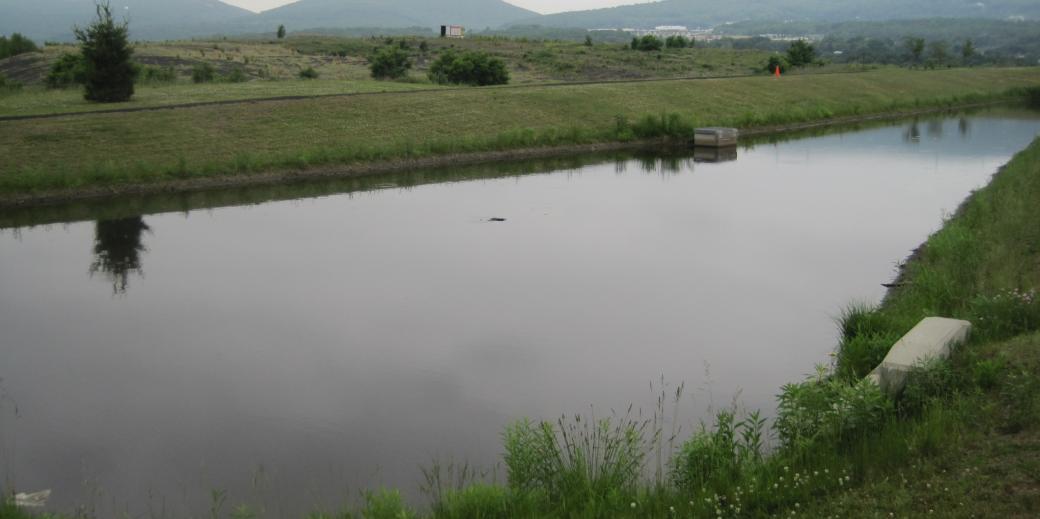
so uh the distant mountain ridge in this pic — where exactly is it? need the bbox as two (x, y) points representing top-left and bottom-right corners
(517, 0), (1040, 29)
(0, 0), (255, 41)
(256, 0), (538, 32)
(0, 0), (539, 42)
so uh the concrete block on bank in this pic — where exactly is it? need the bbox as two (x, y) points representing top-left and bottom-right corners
(693, 127), (739, 147)
(866, 317), (972, 397)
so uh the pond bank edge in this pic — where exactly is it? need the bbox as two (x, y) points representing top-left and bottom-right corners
(0, 100), (1008, 210)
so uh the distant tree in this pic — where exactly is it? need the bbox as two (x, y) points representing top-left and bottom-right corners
(369, 46), (411, 80)
(905, 37), (926, 67)
(277, 25), (286, 39)
(631, 35), (663, 52)
(584, 34), (594, 47)
(665, 35), (689, 49)
(75, 2), (135, 102)
(0, 33), (39, 59)
(927, 40), (949, 68)
(785, 40), (816, 67)
(46, 53), (87, 88)
(428, 50), (509, 86)
(419, 40), (429, 53)
(962, 38), (976, 62)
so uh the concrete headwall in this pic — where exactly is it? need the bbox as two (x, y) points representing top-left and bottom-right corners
(866, 317), (972, 397)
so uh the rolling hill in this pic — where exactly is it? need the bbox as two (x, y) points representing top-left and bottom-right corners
(518, 0), (1040, 29)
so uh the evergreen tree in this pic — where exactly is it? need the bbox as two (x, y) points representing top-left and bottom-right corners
(75, 2), (135, 102)
(277, 25), (286, 39)
(785, 40), (816, 67)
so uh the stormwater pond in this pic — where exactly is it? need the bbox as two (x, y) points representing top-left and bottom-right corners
(1, 108), (1039, 516)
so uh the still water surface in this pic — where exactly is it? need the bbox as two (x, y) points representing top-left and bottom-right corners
(1, 109), (1039, 515)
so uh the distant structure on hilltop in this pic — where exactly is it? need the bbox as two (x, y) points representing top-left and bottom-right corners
(440, 25), (465, 38)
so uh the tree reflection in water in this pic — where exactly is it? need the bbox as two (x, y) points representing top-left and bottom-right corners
(89, 217), (151, 294)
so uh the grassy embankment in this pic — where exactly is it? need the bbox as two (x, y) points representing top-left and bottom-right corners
(0, 36), (782, 118)
(1, 67), (1039, 201)
(4, 129), (1039, 518)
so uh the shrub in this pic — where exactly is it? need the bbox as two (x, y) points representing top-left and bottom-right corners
(766, 54), (788, 74)
(46, 53), (87, 89)
(75, 2), (136, 102)
(0, 33), (39, 60)
(369, 46), (411, 80)
(276, 25), (286, 39)
(671, 410), (766, 494)
(225, 67), (248, 83)
(775, 366), (894, 450)
(298, 67), (319, 79)
(140, 65), (176, 83)
(630, 35), (663, 52)
(192, 62), (216, 83)
(664, 35), (690, 49)
(429, 50), (509, 86)
(0, 72), (22, 92)
(899, 359), (961, 415)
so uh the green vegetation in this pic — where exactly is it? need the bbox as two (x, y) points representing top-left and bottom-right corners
(1, 67), (1037, 198)
(45, 53), (85, 89)
(664, 35), (691, 49)
(298, 66), (319, 80)
(0, 72), (19, 92)
(369, 46), (412, 80)
(74, 3), (135, 102)
(192, 62), (216, 84)
(785, 40), (817, 67)
(428, 50), (509, 86)
(0, 33), (38, 60)
(277, 25), (286, 40)
(630, 35), (663, 52)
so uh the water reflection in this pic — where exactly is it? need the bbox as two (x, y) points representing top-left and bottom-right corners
(89, 217), (150, 294)
(959, 117), (972, 137)
(904, 120), (921, 142)
(694, 146), (738, 163)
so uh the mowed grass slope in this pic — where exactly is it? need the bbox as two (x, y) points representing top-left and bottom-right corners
(1, 67), (1039, 195)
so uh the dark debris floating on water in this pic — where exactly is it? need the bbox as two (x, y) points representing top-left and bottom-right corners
(487, 218), (507, 222)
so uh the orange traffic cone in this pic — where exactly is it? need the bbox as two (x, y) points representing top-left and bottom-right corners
(775, 66), (781, 78)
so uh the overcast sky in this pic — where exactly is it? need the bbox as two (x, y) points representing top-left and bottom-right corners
(219, 0), (659, 15)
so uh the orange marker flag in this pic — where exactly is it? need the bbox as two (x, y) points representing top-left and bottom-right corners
(775, 66), (781, 78)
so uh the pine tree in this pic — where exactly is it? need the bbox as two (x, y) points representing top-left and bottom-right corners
(75, 2), (135, 102)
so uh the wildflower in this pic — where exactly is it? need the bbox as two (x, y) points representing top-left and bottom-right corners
(669, 506), (676, 514)
(631, 502), (637, 509)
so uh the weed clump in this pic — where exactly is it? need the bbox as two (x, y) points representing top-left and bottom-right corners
(191, 63), (216, 83)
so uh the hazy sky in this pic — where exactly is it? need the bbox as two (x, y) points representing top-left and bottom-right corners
(219, 0), (659, 15)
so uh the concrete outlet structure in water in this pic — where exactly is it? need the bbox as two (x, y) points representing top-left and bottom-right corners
(866, 317), (973, 397)
(693, 127), (739, 147)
